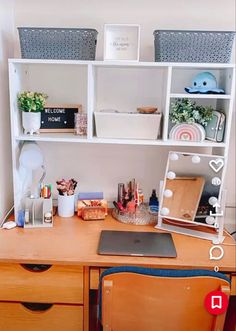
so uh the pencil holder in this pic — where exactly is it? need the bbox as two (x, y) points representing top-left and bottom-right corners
(58, 194), (75, 217)
(24, 197), (53, 228)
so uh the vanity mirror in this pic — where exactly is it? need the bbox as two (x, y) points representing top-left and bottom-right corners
(162, 176), (205, 222)
(157, 151), (225, 243)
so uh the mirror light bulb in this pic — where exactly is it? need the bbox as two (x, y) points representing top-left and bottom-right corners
(206, 216), (215, 225)
(161, 207), (170, 216)
(164, 189), (173, 198)
(169, 153), (179, 161)
(208, 196), (218, 206)
(192, 155), (201, 164)
(167, 171), (176, 180)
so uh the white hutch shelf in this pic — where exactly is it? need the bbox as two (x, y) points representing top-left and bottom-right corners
(9, 59), (235, 144)
(8, 59), (235, 241)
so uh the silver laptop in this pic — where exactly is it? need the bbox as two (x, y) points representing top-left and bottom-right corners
(98, 230), (177, 258)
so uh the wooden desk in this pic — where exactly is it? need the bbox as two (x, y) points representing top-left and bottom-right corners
(0, 215), (235, 331)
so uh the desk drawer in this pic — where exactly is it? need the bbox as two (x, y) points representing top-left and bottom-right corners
(0, 263), (83, 304)
(0, 301), (83, 331)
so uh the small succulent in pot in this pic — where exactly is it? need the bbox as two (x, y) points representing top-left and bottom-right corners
(18, 91), (48, 112)
(17, 91), (48, 135)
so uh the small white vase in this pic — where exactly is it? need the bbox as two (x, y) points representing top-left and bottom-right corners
(22, 112), (41, 135)
(58, 194), (75, 218)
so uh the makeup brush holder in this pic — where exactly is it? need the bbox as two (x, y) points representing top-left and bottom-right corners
(112, 204), (158, 225)
(58, 194), (75, 217)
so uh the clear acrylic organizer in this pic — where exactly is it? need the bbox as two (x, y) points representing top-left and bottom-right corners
(112, 204), (158, 225)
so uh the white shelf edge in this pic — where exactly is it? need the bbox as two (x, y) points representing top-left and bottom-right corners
(91, 138), (226, 147)
(15, 134), (88, 143)
(8, 58), (235, 68)
(8, 58), (91, 66)
(15, 134), (226, 147)
(169, 63), (235, 69)
(170, 93), (231, 99)
(93, 62), (235, 69)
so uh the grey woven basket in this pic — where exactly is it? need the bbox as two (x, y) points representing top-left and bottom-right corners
(18, 27), (98, 60)
(154, 30), (235, 63)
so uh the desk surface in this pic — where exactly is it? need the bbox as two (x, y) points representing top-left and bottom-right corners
(0, 215), (235, 272)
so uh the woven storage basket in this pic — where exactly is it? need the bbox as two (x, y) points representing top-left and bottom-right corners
(154, 30), (235, 63)
(18, 27), (98, 60)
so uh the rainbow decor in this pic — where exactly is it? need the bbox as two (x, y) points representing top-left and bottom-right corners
(169, 123), (205, 142)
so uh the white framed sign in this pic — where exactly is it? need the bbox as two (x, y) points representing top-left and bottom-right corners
(104, 24), (140, 61)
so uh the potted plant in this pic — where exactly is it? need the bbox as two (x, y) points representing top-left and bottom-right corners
(18, 91), (48, 135)
(169, 98), (213, 141)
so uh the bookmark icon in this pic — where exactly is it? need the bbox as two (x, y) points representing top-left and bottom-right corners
(204, 290), (228, 315)
(211, 296), (222, 309)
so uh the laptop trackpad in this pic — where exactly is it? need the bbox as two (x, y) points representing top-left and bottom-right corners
(98, 230), (177, 258)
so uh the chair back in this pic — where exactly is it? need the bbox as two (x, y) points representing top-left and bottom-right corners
(100, 266), (230, 331)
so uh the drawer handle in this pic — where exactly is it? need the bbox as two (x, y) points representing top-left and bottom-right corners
(21, 264), (52, 272)
(21, 302), (53, 312)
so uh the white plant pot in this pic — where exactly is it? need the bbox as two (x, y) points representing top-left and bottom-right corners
(22, 112), (41, 135)
(58, 194), (75, 218)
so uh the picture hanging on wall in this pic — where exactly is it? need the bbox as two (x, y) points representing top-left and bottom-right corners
(104, 24), (140, 61)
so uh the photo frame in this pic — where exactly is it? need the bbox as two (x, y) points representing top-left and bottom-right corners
(104, 24), (140, 61)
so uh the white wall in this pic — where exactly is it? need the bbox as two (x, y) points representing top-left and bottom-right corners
(0, 0), (14, 220)
(13, 0), (236, 61)
(4, 1), (236, 219)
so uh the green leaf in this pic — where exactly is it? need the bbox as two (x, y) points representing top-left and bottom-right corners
(17, 91), (48, 112)
(170, 98), (213, 126)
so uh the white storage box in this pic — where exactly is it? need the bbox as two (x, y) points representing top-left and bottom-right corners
(94, 111), (162, 140)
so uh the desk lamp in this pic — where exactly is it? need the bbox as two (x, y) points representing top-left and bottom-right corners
(19, 142), (46, 199)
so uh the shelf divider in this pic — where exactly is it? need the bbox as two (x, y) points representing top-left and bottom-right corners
(87, 64), (95, 139)
(163, 66), (172, 140)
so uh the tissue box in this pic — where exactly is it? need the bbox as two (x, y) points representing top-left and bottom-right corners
(81, 207), (106, 220)
(77, 199), (108, 217)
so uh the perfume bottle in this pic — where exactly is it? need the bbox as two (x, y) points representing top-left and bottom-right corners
(149, 189), (159, 213)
